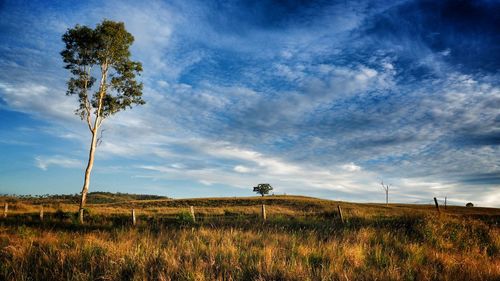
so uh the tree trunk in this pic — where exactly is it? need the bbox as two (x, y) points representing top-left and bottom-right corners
(79, 129), (98, 224)
(386, 190), (388, 206)
(78, 62), (107, 224)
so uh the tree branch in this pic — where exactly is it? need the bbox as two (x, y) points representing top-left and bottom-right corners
(94, 61), (109, 131)
(83, 65), (94, 132)
(96, 129), (105, 147)
(380, 181), (389, 191)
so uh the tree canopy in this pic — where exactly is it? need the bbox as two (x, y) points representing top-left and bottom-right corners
(61, 20), (144, 129)
(253, 183), (273, 197)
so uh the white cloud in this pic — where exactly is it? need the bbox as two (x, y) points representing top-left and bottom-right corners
(136, 141), (379, 195)
(341, 163), (362, 172)
(35, 155), (82, 171)
(171, 163), (185, 169)
(274, 63), (306, 81)
(199, 180), (214, 186)
(325, 64), (394, 98)
(233, 165), (251, 173)
(0, 82), (78, 123)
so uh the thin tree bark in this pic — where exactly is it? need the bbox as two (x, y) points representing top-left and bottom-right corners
(79, 129), (98, 224)
(386, 189), (388, 206)
(381, 181), (389, 207)
(78, 63), (107, 224)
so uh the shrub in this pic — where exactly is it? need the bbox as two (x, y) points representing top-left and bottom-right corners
(54, 209), (71, 221)
(176, 211), (195, 224)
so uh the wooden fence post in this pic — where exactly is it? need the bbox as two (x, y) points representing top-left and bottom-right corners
(433, 197), (440, 213)
(40, 206), (44, 221)
(190, 206), (196, 222)
(79, 209), (84, 224)
(337, 205), (344, 224)
(444, 197), (447, 209)
(261, 204), (267, 221)
(3, 203), (7, 218)
(131, 209), (136, 226)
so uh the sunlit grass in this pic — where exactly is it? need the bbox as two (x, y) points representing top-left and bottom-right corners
(0, 195), (499, 280)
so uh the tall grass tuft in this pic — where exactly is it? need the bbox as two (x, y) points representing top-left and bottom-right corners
(0, 195), (499, 280)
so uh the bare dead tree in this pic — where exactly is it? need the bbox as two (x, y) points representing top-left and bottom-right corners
(381, 181), (390, 206)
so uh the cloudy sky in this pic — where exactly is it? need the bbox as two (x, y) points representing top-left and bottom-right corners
(0, 0), (499, 206)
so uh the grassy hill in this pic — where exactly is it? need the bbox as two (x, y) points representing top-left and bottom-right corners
(0, 193), (499, 280)
(2, 193), (498, 219)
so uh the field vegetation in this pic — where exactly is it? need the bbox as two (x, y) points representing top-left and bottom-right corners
(0, 193), (499, 280)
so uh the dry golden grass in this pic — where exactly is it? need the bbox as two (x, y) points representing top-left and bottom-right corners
(0, 194), (499, 280)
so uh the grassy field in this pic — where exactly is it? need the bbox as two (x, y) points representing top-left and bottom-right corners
(0, 193), (499, 280)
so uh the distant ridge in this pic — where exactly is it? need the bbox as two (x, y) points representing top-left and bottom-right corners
(0, 191), (170, 204)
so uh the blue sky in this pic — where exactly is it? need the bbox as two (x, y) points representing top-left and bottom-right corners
(0, 0), (499, 207)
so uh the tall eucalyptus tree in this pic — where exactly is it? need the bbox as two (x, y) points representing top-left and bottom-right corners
(61, 20), (144, 223)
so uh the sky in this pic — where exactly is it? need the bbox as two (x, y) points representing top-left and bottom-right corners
(0, 0), (499, 207)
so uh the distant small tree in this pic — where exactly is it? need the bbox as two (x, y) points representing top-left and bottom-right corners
(253, 183), (273, 197)
(61, 20), (144, 224)
(466, 202), (474, 207)
(380, 180), (390, 206)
